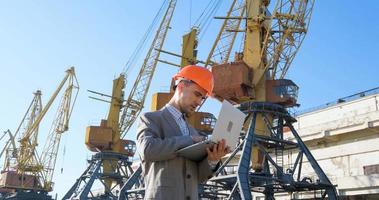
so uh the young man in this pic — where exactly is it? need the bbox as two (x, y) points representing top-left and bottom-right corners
(136, 65), (229, 200)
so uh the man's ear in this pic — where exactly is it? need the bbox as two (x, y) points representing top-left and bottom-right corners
(176, 82), (184, 91)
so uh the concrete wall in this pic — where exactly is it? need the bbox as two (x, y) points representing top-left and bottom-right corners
(281, 93), (379, 197)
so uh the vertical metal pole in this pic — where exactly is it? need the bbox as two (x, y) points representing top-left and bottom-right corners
(237, 112), (257, 199)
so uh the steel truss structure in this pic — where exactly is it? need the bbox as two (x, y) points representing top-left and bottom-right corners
(118, 166), (143, 200)
(200, 102), (338, 200)
(62, 152), (134, 200)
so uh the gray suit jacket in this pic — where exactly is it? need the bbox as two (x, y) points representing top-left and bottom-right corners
(136, 107), (214, 200)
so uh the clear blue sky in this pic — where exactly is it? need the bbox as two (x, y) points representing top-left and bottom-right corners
(0, 0), (378, 198)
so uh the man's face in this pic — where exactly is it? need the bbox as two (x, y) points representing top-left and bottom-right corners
(177, 81), (207, 115)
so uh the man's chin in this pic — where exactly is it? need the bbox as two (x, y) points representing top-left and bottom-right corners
(185, 110), (195, 117)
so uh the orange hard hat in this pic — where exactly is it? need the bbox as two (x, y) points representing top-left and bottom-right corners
(173, 65), (214, 96)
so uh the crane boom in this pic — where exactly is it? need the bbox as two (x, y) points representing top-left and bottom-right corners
(0, 130), (16, 161)
(264, 0), (315, 80)
(17, 68), (76, 179)
(205, 0), (246, 67)
(39, 68), (79, 191)
(120, 0), (177, 138)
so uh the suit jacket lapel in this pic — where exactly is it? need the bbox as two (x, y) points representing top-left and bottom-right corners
(161, 107), (182, 136)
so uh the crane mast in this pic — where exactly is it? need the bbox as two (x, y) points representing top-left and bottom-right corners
(203, 0), (337, 199)
(2, 90), (42, 174)
(120, 0), (177, 138)
(211, 0), (315, 138)
(15, 90), (43, 177)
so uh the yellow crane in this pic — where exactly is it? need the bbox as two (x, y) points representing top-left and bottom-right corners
(39, 67), (79, 191)
(63, 1), (178, 199)
(203, 0), (337, 199)
(1, 91), (44, 196)
(0, 67), (79, 199)
(1, 90), (42, 175)
(207, 0), (314, 169)
(85, 0), (177, 155)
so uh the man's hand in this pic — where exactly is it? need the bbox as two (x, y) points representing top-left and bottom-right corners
(206, 139), (230, 162)
(191, 136), (205, 143)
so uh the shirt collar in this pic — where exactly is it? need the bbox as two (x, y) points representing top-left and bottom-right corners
(165, 104), (183, 120)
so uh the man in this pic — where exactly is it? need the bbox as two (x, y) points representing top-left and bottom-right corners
(136, 65), (229, 200)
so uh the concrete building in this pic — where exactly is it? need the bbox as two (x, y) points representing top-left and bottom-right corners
(279, 87), (379, 199)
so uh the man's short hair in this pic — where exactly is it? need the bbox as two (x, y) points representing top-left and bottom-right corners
(172, 78), (193, 91)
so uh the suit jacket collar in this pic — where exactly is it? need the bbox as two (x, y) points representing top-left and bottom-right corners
(161, 106), (182, 136)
